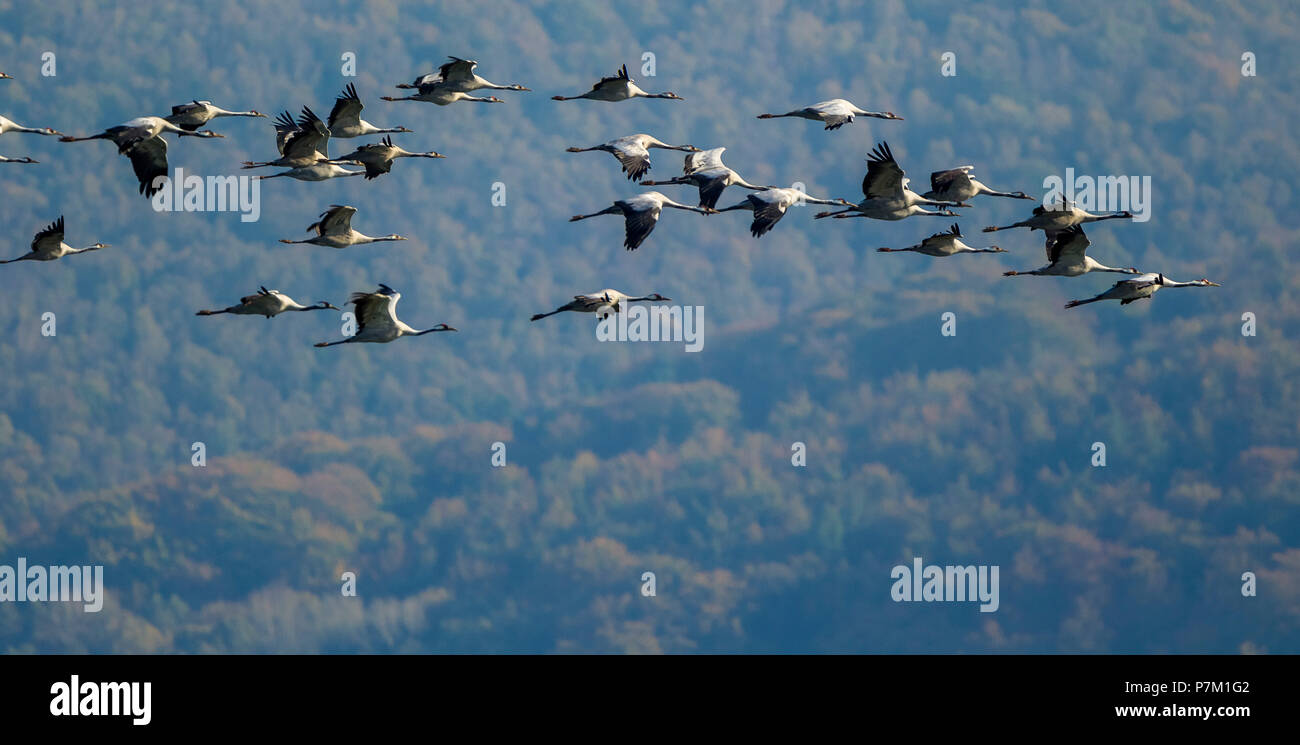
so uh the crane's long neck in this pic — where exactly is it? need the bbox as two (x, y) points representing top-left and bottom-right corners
(1084, 212), (1131, 223)
(663, 199), (708, 214)
(849, 106), (894, 118)
(738, 179), (773, 191)
(481, 80), (527, 91)
(977, 184), (1029, 199)
(913, 194), (959, 207)
(60, 133), (109, 143)
(356, 234), (405, 244)
(570, 205), (621, 221)
(213, 108), (260, 118)
(1092, 263), (1132, 273)
(801, 196), (842, 207)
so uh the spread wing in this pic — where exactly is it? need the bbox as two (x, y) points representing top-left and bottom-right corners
(694, 170), (731, 210)
(684, 147), (726, 175)
(863, 141), (905, 198)
(926, 223), (961, 243)
(125, 136), (169, 197)
(350, 289), (399, 335)
(439, 56), (477, 83)
(170, 101), (205, 117)
(813, 101), (855, 130)
(573, 292), (611, 310)
(311, 205), (356, 235)
(165, 101), (208, 131)
(328, 83), (364, 130)
(286, 106), (330, 159)
(272, 110), (299, 154)
(593, 64), (630, 92)
(237, 287), (281, 309)
(1047, 225), (1089, 263)
(930, 166), (974, 192)
(747, 193), (787, 238)
(30, 215), (65, 254)
(621, 204), (660, 250)
(610, 139), (652, 180)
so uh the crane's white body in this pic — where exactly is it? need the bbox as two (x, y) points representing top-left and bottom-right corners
(719, 187), (848, 237)
(60, 115), (222, 197)
(552, 64), (682, 102)
(984, 202), (1134, 233)
(757, 98), (901, 130)
(326, 136), (444, 180)
(566, 134), (698, 181)
(531, 289), (670, 321)
(164, 100), (265, 131)
(1004, 225), (1139, 278)
(382, 86), (502, 105)
(570, 191), (714, 250)
(1065, 274), (1219, 308)
(61, 116), (219, 150)
(315, 285), (455, 346)
(1, 216), (108, 264)
(259, 162), (364, 181)
(922, 165), (1034, 204)
(197, 287), (339, 318)
(0, 114), (61, 137)
(398, 57), (530, 94)
(244, 109), (332, 169)
(327, 83), (411, 138)
(877, 224), (1004, 257)
(280, 205), (407, 248)
(816, 142), (961, 221)
(640, 147), (773, 209)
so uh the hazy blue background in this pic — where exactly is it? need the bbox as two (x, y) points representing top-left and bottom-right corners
(0, 0), (1296, 652)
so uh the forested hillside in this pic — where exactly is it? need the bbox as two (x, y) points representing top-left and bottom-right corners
(0, 0), (1297, 652)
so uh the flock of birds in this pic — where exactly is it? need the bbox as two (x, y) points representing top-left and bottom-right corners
(0, 57), (1219, 347)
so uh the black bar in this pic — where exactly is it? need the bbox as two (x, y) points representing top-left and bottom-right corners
(0, 654), (1284, 733)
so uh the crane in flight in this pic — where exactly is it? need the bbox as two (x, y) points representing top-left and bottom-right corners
(314, 285), (456, 347)
(196, 287), (340, 318)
